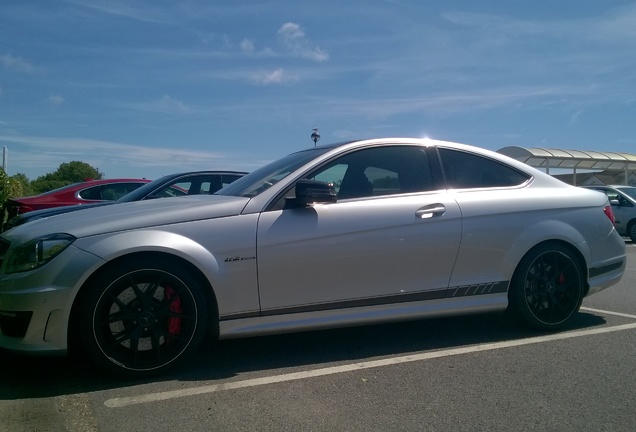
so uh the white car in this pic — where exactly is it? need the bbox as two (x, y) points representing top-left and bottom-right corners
(582, 185), (636, 242)
(0, 138), (626, 378)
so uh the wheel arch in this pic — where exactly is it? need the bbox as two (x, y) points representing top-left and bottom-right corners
(512, 239), (590, 297)
(68, 251), (220, 350)
(506, 239), (589, 330)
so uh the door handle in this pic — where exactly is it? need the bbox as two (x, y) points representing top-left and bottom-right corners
(415, 204), (446, 219)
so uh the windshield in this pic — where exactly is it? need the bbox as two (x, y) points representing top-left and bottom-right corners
(116, 174), (175, 203)
(217, 147), (331, 198)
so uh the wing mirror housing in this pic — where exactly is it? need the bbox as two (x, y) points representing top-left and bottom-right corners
(288, 179), (337, 207)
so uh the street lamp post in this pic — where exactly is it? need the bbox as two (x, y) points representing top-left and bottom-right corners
(311, 128), (320, 147)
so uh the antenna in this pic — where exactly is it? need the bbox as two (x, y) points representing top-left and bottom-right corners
(311, 128), (320, 147)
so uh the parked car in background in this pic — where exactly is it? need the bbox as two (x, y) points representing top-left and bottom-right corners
(3, 178), (151, 220)
(3, 171), (247, 231)
(0, 138), (625, 378)
(582, 185), (636, 241)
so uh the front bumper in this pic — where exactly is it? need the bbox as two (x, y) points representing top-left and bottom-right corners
(0, 245), (104, 353)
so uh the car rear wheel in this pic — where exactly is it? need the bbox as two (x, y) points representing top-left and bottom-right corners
(508, 244), (584, 330)
(77, 257), (207, 378)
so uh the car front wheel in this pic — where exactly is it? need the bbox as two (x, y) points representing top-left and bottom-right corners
(77, 257), (208, 378)
(629, 222), (636, 243)
(508, 244), (584, 330)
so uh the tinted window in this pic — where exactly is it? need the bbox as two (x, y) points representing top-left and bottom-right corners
(438, 148), (530, 189)
(308, 146), (433, 199)
(147, 176), (223, 198)
(79, 183), (145, 200)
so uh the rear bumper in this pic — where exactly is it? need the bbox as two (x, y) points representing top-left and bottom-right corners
(586, 229), (626, 297)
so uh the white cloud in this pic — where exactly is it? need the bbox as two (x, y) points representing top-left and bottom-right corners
(62, 0), (168, 23)
(1, 54), (36, 73)
(277, 23), (329, 62)
(240, 39), (255, 53)
(49, 94), (65, 106)
(0, 134), (250, 179)
(568, 110), (584, 125)
(251, 68), (298, 85)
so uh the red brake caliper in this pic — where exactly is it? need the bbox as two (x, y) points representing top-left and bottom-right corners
(165, 286), (183, 336)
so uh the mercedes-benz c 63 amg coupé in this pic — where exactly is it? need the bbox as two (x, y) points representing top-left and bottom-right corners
(0, 138), (626, 377)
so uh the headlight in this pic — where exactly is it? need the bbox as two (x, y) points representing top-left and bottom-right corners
(4, 234), (76, 274)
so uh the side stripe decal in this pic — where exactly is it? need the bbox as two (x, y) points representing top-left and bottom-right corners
(220, 281), (509, 321)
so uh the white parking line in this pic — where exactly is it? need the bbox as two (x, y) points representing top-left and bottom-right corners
(104, 320), (636, 408)
(581, 307), (636, 320)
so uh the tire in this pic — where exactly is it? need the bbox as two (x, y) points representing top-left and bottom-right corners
(76, 257), (208, 378)
(629, 222), (636, 243)
(507, 244), (584, 330)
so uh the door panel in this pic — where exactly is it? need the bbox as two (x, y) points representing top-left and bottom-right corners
(256, 194), (462, 311)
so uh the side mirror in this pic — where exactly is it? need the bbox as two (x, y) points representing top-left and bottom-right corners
(610, 199), (620, 206)
(289, 179), (337, 207)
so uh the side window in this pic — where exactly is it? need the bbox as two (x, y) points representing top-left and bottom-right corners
(222, 174), (244, 188)
(438, 148), (530, 189)
(308, 146), (433, 200)
(170, 181), (194, 196)
(603, 190), (620, 202)
(312, 164), (348, 196)
(78, 185), (103, 200)
(199, 182), (212, 194)
(79, 183), (144, 200)
(616, 192), (633, 207)
(104, 183), (145, 200)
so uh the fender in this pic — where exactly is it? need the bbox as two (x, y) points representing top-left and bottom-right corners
(72, 214), (261, 315)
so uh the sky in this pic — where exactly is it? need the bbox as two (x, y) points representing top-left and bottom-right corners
(1, 0), (636, 181)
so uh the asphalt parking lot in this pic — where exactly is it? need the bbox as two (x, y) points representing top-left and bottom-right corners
(1, 242), (635, 432)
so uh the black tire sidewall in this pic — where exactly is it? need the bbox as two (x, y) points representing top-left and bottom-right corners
(76, 256), (208, 378)
(508, 244), (584, 331)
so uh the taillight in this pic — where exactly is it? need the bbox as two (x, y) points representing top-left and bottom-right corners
(603, 205), (615, 225)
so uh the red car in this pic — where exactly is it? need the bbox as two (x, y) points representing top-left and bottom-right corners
(4, 178), (151, 219)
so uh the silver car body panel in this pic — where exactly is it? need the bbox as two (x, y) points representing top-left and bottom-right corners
(0, 138), (626, 354)
(4, 193), (251, 242)
(219, 293), (508, 338)
(256, 193), (463, 311)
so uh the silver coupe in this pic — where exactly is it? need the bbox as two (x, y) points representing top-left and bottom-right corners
(0, 138), (626, 377)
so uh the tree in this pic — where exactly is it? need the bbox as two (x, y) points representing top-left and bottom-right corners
(31, 161), (104, 194)
(10, 173), (32, 197)
(0, 168), (29, 225)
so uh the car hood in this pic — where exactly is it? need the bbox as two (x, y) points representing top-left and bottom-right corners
(4, 194), (251, 241)
(4, 202), (113, 231)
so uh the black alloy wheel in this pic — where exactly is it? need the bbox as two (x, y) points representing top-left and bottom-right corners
(77, 258), (207, 377)
(508, 244), (584, 330)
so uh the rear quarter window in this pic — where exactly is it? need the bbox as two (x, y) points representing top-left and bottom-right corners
(438, 148), (531, 189)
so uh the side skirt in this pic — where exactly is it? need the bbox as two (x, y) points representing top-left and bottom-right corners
(218, 292), (509, 339)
